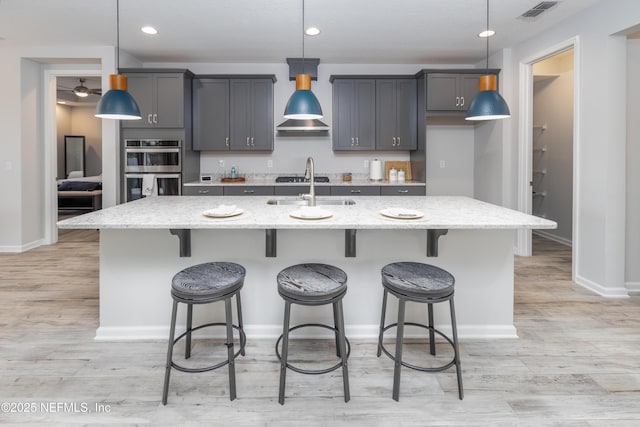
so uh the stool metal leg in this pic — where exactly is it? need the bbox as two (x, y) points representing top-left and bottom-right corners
(185, 303), (193, 359)
(224, 297), (237, 401)
(278, 301), (292, 405)
(335, 300), (350, 402)
(333, 301), (341, 358)
(449, 297), (464, 400)
(427, 303), (435, 356)
(236, 293), (245, 356)
(162, 300), (179, 405)
(392, 298), (406, 401)
(377, 290), (388, 357)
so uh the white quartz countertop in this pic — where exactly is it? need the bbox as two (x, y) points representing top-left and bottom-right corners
(58, 196), (557, 230)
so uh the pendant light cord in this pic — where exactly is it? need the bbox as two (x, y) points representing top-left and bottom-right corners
(302, 0), (305, 66)
(116, 0), (120, 72)
(485, 0), (489, 73)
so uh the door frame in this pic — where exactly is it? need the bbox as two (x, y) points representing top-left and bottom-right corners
(516, 36), (580, 282)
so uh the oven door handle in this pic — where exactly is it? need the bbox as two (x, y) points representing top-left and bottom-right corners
(125, 173), (181, 179)
(125, 148), (180, 154)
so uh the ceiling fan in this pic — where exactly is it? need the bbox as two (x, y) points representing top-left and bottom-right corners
(58, 78), (102, 98)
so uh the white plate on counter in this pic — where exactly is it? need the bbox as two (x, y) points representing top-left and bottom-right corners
(203, 205), (244, 218)
(289, 207), (333, 220)
(379, 208), (424, 220)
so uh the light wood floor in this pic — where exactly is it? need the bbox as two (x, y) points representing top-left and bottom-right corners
(1, 232), (638, 426)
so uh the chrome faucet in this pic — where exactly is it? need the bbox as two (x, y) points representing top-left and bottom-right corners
(300, 156), (316, 207)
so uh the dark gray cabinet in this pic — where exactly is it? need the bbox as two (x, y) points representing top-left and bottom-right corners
(193, 79), (229, 150)
(331, 79), (376, 150)
(426, 73), (479, 112)
(182, 186), (223, 196)
(121, 71), (189, 128)
(274, 186), (331, 196)
(223, 186), (274, 196)
(230, 79), (274, 150)
(380, 186), (426, 196)
(331, 186), (380, 196)
(375, 79), (417, 150)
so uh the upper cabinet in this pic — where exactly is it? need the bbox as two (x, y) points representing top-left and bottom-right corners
(375, 79), (417, 150)
(332, 79), (376, 150)
(416, 69), (501, 117)
(192, 75), (276, 151)
(121, 69), (193, 128)
(331, 75), (416, 151)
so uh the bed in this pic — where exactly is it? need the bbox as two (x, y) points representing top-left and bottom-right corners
(57, 173), (103, 211)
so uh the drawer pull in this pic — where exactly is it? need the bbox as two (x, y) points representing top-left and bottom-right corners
(350, 189), (361, 194)
(398, 189), (409, 193)
(198, 190), (210, 194)
(244, 189), (255, 194)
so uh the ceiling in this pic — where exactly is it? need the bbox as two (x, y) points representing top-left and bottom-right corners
(0, 0), (604, 65)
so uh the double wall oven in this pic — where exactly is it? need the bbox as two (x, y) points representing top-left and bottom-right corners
(123, 139), (182, 202)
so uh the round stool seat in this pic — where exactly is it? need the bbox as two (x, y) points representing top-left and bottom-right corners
(171, 262), (245, 301)
(277, 263), (347, 302)
(382, 262), (454, 300)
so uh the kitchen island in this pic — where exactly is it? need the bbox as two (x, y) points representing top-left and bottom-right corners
(58, 195), (555, 340)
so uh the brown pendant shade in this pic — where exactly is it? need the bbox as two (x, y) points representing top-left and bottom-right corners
(478, 74), (498, 92)
(109, 74), (129, 91)
(295, 74), (312, 90)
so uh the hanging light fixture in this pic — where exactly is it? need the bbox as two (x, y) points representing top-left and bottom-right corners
(95, 0), (141, 120)
(283, 0), (323, 119)
(465, 0), (511, 121)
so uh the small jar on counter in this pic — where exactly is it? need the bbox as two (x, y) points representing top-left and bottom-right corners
(389, 168), (398, 182)
(398, 169), (406, 183)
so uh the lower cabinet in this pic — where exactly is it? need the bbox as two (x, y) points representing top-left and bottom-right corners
(274, 186), (331, 196)
(380, 186), (426, 196)
(331, 186), (381, 196)
(223, 186), (274, 196)
(183, 186), (223, 196)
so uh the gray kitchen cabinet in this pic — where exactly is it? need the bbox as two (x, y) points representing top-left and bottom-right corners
(230, 79), (274, 151)
(375, 79), (417, 150)
(223, 185), (274, 196)
(380, 186), (426, 196)
(274, 186), (331, 196)
(121, 70), (190, 128)
(331, 186), (380, 196)
(426, 73), (479, 112)
(182, 185), (223, 196)
(331, 79), (376, 150)
(192, 79), (229, 151)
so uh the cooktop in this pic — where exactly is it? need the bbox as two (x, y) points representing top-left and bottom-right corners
(275, 176), (330, 183)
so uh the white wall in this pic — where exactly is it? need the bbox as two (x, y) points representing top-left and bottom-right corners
(425, 125), (474, 196)
(505, 0), (640, 296)
(626, 38), (640, 293)
(70, 106), (102, 177)
(531, 52), (574, 245)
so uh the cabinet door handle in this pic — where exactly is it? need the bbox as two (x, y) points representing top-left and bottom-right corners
(460, 97), (465, 107)
(398, 189), (409, 193)
(392, 137), (396, 146)
(351, 137), (355, 146)
(198, 189), (210, 194)
(397, 137), (400, 147)
(246, 137), (250, 146)
(356, 137), (359, 146)
(455, 96), (460, 107)
(153, 114), (158, 124)
(251, 137), (254, 146)
(147, 114), (153, 124)
(350, 189), (361, 194)
(225, 137), (229, 147)
(243, 189), (255, 194)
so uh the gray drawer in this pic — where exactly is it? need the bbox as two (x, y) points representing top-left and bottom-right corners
(274, 186), (331, 196)
(183, 186), (223, 196)
(331, 186), (380, 196)
(380, 186), (426, 196)
(223, 186), (274, 196)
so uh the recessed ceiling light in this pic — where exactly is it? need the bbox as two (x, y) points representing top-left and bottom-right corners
(141, 26), (158, 35)
(478, 30), (495, 38)
(305, 27), (320, 36)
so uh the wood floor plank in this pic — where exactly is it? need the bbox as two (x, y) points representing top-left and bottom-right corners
(0, 233), (638, 424)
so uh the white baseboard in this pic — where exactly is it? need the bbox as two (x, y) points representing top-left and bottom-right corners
(95, 323), (518, 341)
(532, 230), (572, 247)
(0, 239), (45, 253)
(626, 281), (640, 295)
(575, 274), (629, 298)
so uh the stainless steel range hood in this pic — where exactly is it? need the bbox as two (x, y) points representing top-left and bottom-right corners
(277, 58), (330, 133)
(276, 118), (329, 132)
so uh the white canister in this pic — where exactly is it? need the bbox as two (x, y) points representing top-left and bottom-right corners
(369, 159), (383, 181)
(389, 168), (398, 182)
(398, 169), (406, 183)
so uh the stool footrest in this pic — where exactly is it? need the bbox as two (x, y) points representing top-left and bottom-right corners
(378, 322), (457, 372)
(171, 322), (246, 374)
(275, 323), (351, 375)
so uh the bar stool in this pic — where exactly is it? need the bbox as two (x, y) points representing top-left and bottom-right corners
(276, 263), (350, 405)
(162, 262), (246, 405)
(377, 262), (463, 400)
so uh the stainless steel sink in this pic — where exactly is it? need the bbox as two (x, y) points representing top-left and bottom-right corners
(267, 198), (356, 206)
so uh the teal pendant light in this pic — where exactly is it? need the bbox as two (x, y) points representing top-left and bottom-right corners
(95, 0), (141, 120)
(466, 0), (510, 121)
(284, 0), (323, 119)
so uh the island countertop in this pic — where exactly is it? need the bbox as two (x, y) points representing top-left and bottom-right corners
(57, 195), (556, 230)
